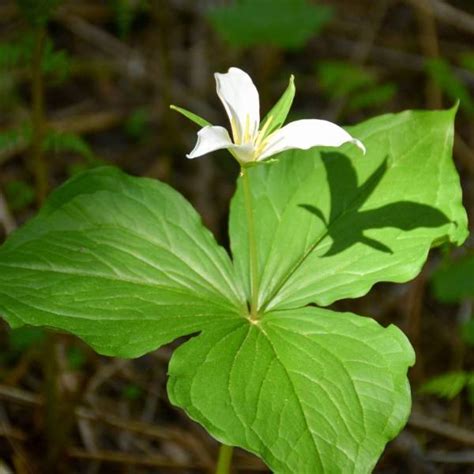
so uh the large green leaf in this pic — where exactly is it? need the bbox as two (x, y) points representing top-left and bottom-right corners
(168, 306), (414, 473)
(229, 108), (468, 311)
(0, 167), (245, 357)
(0, 109), (462, 472)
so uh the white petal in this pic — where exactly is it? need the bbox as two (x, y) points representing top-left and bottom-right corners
(259, 119), (366, 160)
(232, 144), (255, 164)
(215, 67), (260, 144)
(186, 126), (233, 159)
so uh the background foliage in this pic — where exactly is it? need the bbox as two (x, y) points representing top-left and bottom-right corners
(0, 0), (473, 472)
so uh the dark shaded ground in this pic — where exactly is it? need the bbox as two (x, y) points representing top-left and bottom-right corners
(0, 0), (473, 472)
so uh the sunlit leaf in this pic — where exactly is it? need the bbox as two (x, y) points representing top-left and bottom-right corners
(169, 307), (414, 473)
(230, 108), (467, 309)
(0, 167), (245, 357)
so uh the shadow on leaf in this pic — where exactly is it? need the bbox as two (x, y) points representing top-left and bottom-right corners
(299, 152), (450, 256)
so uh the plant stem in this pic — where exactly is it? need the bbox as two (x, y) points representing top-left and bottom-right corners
(241, 167), (259, 320)
(31, 26), (48, 206)
(30, 25), (66, 471)
(215, 444), (234, 474)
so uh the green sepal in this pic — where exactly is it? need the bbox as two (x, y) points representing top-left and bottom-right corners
(170, 105), (212, 128)
(260, 75), (295, 137)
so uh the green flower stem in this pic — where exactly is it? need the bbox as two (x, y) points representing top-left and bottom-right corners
(241, 167), (259, 320)
(215, 444), (234, 474)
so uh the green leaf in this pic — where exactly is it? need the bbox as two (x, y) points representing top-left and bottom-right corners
(109, 0), (149, 39)
(348, 83), (397, 111)
(317, 60), (374, 98)
(207, 0), (332, 50)
(419, 371), (470, 400)
(229, 108), (467, 309)
(432, 255), (474, 302)
(43, 131), (95, 162)
(467, 375), (474, 405)
(67, 345), (87, 370)
(261, 75), (295, 137)
(9, 326), (45, 352)
(460, 52), (474, 73)
(0, 167), (245, 357)
(0, 125), (31, 157)
(4, 180), (35, 211)
(42, 42), (71, 83)
(125, 107), (151, 141)
(122, 383), (143, 400)
(16, 0), (63, 26)
(0, 40), (31, 70)
(461, 320), (474, 346)
(169, 306), (414, 473)
(170, 105), (212, 128)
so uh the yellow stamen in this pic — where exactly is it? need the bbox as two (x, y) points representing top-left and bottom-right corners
(230, 117), (240, 144)
(244, 114), (251, 144)
(255, 115), (274, 149)
(255, 135), (272, 158)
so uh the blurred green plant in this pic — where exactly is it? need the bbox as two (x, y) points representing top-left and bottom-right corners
(9, 326), (46, 352)
(4, 180), (36, 212)
(16, 0), (62, 27)
(66, 345), (87, 370)
(0, 34), (71, 83)
(0, 125), (95, 163)
(122, 384), (143, 401)
(208, 0), (332, 49)
(316, 60), (397, 113)
(432, 254), (474, 303)
(431, 254), (474, 347)
(43, 130), (95, 163)
(0, 28), (93, 172)
(420, 371), (474, 403)
(109, 0), (150, 39)
(460, 52), (474, 73)
(0, 125), (30, 157)
(124, 107), (152, 142)
(425, 58), (474, 116)
(424, 255), (474, 405)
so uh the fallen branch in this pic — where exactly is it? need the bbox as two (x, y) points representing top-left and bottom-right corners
(409, 410), (474, 446)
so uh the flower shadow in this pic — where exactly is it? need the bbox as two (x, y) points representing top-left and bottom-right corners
(299, 152), (451, 256)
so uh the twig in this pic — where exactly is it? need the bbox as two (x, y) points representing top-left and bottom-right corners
(404, 270), (428, 383)
(325, 36), (474, 86)
(0, 383), (212, 461)
(323, 0), (390, 120)
(0, 109), (130, 164)
(408, 0), (443, 108)
(0, 189), (16, 235)
(55, 12), (217, 118)
(67, 448), (207, 470)
(409, 410), (474, 446)
(0, 384), (41, 407)
(67, 448), (268, 471)
(424, 0), (474, 36)
(454, 133), (474, 174)
(426, 450), (474, 464)
(0, 425), (27, 442)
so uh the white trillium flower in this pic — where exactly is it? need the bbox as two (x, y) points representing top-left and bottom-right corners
(174, 67), (365, 165)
